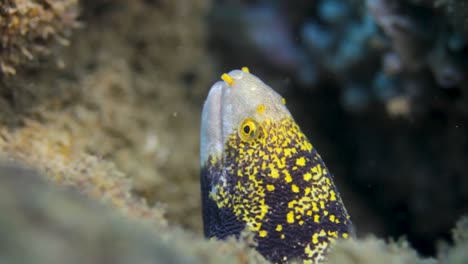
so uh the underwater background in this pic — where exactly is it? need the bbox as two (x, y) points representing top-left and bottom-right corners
(0, 0), (467, 263)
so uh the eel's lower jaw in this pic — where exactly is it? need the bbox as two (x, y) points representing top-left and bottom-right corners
(200, 81), (225, 166)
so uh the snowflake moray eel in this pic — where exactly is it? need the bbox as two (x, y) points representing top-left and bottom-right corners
(200, 67), (352, 263)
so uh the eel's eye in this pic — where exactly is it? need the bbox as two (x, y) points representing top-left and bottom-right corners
(239, 118), (262, 141)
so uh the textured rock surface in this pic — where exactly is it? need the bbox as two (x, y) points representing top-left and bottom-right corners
(0, 0), (212, 233)
(0, 161), (267, 264)
(0, 0), (79, 74)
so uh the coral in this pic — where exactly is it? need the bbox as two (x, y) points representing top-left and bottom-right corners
(327, 236), (435, 264)
(0, 161), (267, 264)
(0, 0), (213, 233)
(209, 0), (468, 115)
(440, 217), (468, 264)
(0, 124), (168, 226)
(436, 0), (468, 32)
(0, 0), (79, 75)
(2, 156), (468, 264)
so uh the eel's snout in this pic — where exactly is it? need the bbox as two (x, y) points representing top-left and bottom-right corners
(199, 69), (247, 165)
(200, 81), (224, 165)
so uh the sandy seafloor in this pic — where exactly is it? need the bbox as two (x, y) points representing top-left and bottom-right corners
(1, 0), (468, 263)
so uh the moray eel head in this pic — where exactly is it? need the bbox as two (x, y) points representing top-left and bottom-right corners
(200, 67), (290, 165)
(200, 68), (352, 264)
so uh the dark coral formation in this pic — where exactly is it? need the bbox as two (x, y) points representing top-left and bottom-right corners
(0, 0), (79, 75)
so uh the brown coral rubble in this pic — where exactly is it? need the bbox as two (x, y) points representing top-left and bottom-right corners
(0, 0), (79, 74)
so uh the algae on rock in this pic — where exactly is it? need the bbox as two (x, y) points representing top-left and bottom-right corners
(0, 0), (79, 74)
(0, 161), (267, 264)
(0, 0), (214, 233)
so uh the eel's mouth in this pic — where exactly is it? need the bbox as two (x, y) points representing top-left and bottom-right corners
(199, 69), (247, 166)
(200, 81), (224, 166)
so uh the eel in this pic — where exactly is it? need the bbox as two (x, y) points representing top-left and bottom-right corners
(200, 67), (352, 263)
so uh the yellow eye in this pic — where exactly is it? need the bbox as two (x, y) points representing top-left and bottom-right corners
(239, 118), (262, 141)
